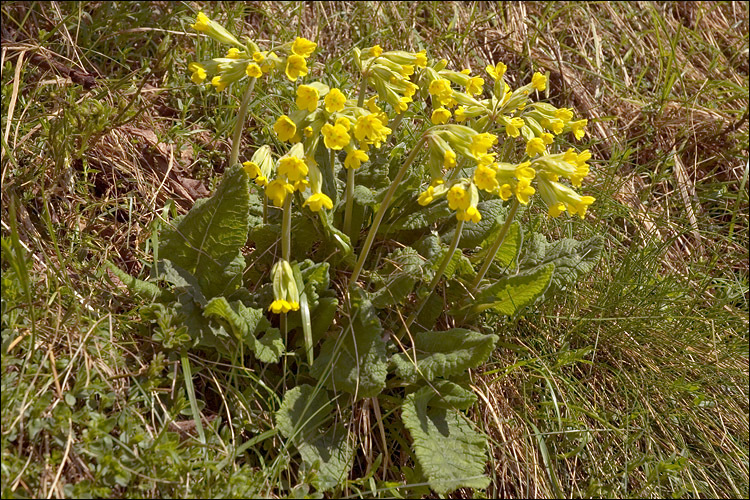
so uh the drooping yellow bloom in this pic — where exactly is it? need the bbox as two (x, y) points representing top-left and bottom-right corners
(245, 63), (263, 78)
(474, 163), (499, 193)
(269, 259), (300, 314)
(465, 76), (484, 96)
(285, 55), (308, 81)
(515, 178), (536, 204)
(344, 149), (369, 169)
(485, 61), (507, 81)
(515, 161), (536, 181)
(278, 156), (308, 182)
(454, 106), (467, 122)
(555, 107), (574, 122)
(291, 37), (317, 58)
(353, 114), (391, 147)
(266, 179), (294, 207)
(211, 75), (228, 92)
(274, 115), (297, 142)
(191, 12), (211, 32)
(457, 206), (481, 223)
(431, 108), (451, 125)
(321, 123), (351, 150)
(525, 137), (546, 157)
(531, 72), (547, 91)
(296, 84), (319, 112)
(303, 192), (334, 212)
(548, 202), (566, 217)
(188, 62), (207, 84)
(541, 133), (554, 145)
(444, 149), (457, 168)
(469, 133), (498, 158)
(498, 183), (513, 201)
(505, 117), (525, 138)
(325, 88), (347, 113)
(226, 48), (242, 59)
(447, 185), (471, 211)
(570, 119), (588, 140)
(428, 79), (453, 103)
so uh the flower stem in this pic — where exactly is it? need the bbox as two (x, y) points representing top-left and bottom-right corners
(399, 218), (465, 336)
(282, 195), (292, 262)
(348, 135), (426, 288)
(471, 197), (520, 290)
(228, 78), (257, 168)
(343, 165), (355, 238)
(357, 76), (368, 108)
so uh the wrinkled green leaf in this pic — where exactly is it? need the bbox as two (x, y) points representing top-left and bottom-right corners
(159, 165), (251, 299)
(532, 236), (603, 288)
(472, 263), (554, 316)
(203, 297), (283, 363)
(442, 199), (508, 248)
(477, 221), (522, 268)
(420, 379), (478, 410)
(371, 247), (425, 309)
(105, 261), (171, 302)
(311, 289), (387, 399)
(402, 386), (490, 495)
(276, 385), (354, 492)
(391, 329), (498, 384)
(386, 199), (452, 232)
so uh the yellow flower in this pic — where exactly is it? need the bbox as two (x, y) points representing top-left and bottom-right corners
(303, 192), (334, 212)
(226, 48), (242, 59)
(555, 107), (574, 122)
(285, 55), (308, 81)
(415, 50), (427, 67)
(485, 61), (507, 80)
(444, 149), (457, 169)
(325, 88), (347, 113)
(278, 156), (308, 182)
(296, 85), (319, 112)
(469, 133), (498, 158)
(354, 114), (391, 147)
(370, 44), (384, 58)
(474, 163), (499, 193)
(269, 299), (298, 314)
(525, 137), (546, 157)
(498, 183), (513, 201)
(515, 161), (536, 181)
(447, 185), (471, 211)
(570, 119), (588, 140)
(454, 106), (467, 123)
(428, 79), (453, 100)
(548, 202), (566, 217)
(211, 75), (228, 92)
(465, 76), (484, 96)
(515, 178), (536, 204)
(188, 62), (206, 84)
(431, 107), (451, 125)
(531, 72), (547, 91)
(541, 132), (554, 145)
(252, 51), (265, 63)
(245, 63), (262, 78)
(344, 149), (369, 169)
(266, 179), (294, 207)
(457, 206), (481, 223)
(191, 11), (211, 32)
(321, 123), (351, 150)
(505, 117), (525, 138)
(541, 118), (564, 135)
(274, 115), (297, 142)
(291, 37), (317, 58)
(304, 126), (314, 137)
(365, 96), (381, 113)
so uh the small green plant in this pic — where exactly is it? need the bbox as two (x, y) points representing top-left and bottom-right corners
(110, 9), (602, 496)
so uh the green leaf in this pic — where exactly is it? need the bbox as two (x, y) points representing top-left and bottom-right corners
(370, 247), (426, 309)
(385, 199), (452, 232)
(442, 199), (508, 248)
(104, 261), (171, 302)
(477, 221), (522, 268)
(276, 385), (354, 492)
(472, 263), (554, 316)
(311, 297), (338, 344)
(203, 297), (283, 363)
(391, 329), (498, 384)
(155, 259), (207, 306)
(402, 386), (490, 495)
(421, 379), (478, 410)
(532, 236), (603, 288)
(310, 289), (387, 399)
(158, 164), (251, 299)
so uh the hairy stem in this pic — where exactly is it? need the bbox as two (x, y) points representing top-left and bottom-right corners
(282, 195), (292, 262)
(400, 218), (465, 336)
(348, 135), (427, 287)
(343, 165), (355, 238)
(471, 197), (520, 290)
(228, 78), (257, 168)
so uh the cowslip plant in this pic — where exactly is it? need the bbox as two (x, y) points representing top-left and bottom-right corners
(110, 9), (603, 496)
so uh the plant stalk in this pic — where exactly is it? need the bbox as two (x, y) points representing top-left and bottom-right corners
(281, 195), (292, 262)
(471, 197), (520, 290)
(348, 135), (426, 287)
(343, 165), (355, 238)
(400, 218), (465, 336)
(228, 78), (257, 168)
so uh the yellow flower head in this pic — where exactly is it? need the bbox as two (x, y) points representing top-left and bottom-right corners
(321, 123), (351, 150)
(570, 119), (588, 140)
(474, 163), (499, 193)
(525, 137), (546, 157)
(303, 192), (334, 212)
(285, 55), (308, 81)
(291, 37), (317, 58)
(344, 149), (369, 169)
(274, 115), (297, 142)
(191, 12), (211, 32)
(505, 117), (525, 138)
(541, 118), (564, 135)
(415, 50), (428, 68)
(541, 132), (555, 145)
(555, 107), (574, 122)
(188, 62), (207, 84)
(354, 114), (391, 147)
(469, 133), (498, 158)
(431, 107), (451, 125)
(515, 178), (536, 205)
(211, 75), (228, 92)
(269, 259), (300, 314)
(296, 84), (320, 112)
(457, 206), (481, 223)
(266, 179), (294, 207)
(444, 149), (457, 169)
(225, 48), (243, 59)
(515, 161), (536, 181)
(498, 183), (513, 201)
(485, 61), (507, 81)
(447, 185), (471, 211)
(465, 76), (484, 96)
(531, 72), (547, 91)
(325, 88), (347, 113)
(245, 63), (263, 78)
(278, 156), (309, 182)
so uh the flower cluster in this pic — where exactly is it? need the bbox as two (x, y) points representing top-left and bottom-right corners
(268, 259), (300, 314)
(354, 45), (426, 114)
(187, 11), (317, 92)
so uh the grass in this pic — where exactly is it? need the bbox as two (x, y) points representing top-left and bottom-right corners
(2, 1), (748, 498)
